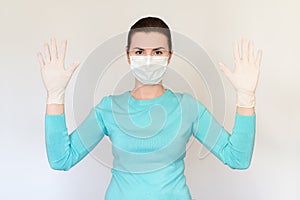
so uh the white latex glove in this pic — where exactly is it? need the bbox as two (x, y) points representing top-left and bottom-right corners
(218, 38), (262, 108)
(37, 37), (80, 104)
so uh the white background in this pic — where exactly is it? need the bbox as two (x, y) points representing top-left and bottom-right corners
(0, 0), (299, 199)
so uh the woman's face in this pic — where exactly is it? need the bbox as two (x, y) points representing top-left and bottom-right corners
(126, 31), (172, 64)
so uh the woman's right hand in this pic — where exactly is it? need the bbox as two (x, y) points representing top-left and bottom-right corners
(37, 37), (80, 104)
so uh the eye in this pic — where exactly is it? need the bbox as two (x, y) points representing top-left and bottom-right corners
(135, 50), (143, 55)
(154, 51), (163, 55)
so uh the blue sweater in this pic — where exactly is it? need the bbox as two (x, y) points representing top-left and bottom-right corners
(45, 88), (256, 199)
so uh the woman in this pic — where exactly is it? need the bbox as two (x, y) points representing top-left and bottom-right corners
(37, 16), (262, 199)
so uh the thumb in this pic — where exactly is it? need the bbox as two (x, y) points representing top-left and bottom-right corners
(66, 61), (80, 76)
(218, 62), (233, 82)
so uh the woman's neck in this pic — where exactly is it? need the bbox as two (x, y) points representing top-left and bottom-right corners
(130, 83), (166, 100)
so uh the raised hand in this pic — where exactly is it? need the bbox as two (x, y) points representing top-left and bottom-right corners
(218, 38), (263, 108)
(37, 37), (80, 104)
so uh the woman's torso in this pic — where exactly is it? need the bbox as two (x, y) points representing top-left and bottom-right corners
(99, 89), (199, 199)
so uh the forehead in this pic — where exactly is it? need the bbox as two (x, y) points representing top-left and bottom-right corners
(130, 31), (168, 49)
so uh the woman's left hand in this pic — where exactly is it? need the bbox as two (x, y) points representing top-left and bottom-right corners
(218, 38), (263, 108)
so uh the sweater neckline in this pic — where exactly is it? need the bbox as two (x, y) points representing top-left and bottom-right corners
(128, 88), (171, 105)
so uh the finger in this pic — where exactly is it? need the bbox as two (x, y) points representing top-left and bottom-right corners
(44, 43), (51, 63)
(51, 37), (58, 60)
(249, 40), (255, 63)
(60, 39), (67, 60)
(219, 62), (234, 81)
(255, 49), (263, 68)
(66, 61), (80, 76)
(241, 38), (249, 61)
(233, 40), (240, 61)
(37, 51), (45, 67)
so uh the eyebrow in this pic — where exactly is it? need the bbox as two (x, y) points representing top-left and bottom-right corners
(132, 47), (166, 50)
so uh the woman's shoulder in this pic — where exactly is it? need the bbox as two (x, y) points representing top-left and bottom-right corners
(168, 90), (207, 120)
(94, 90), (129, 109)
(171, 89), (203, 105)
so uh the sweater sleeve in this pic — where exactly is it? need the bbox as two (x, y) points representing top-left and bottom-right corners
(191, 100), (256, 170)
(45, 97), (109, 171)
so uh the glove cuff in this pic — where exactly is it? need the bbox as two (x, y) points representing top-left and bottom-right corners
(46, 89), (65, 104)
(236, 89), (255, 108)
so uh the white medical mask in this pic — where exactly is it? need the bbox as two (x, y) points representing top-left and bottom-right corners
(129, 55), (169, 85)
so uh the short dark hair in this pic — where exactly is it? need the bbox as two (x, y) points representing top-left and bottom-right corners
(126, 16), (172, 53)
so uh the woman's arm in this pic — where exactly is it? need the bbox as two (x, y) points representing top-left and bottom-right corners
(45, 100), (108, 171)
(192, 101), (256, 169)
(38, 38), (108, 171)
(191, 38), (261, 169)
